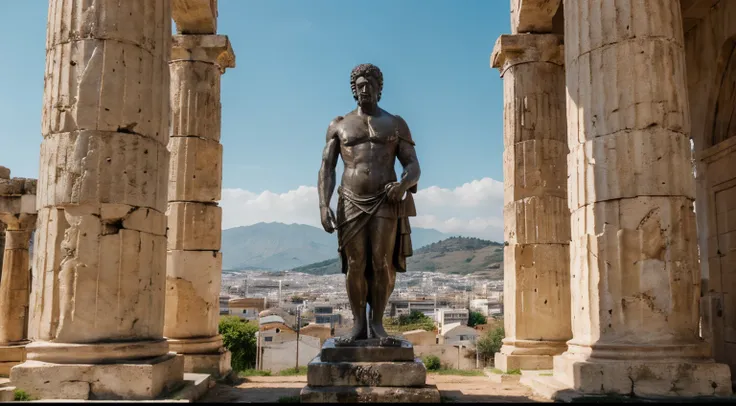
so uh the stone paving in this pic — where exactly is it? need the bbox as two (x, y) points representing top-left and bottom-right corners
(198, 375), (550, 403)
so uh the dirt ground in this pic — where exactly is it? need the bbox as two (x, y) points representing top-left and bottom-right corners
(198, 374), (551, 403)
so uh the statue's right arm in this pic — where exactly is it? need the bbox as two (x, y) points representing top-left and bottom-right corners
(318, 117), (342, 208)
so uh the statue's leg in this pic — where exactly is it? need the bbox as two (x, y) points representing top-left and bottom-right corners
(342, 225), (370, 341)
(367, 216), (398, 339)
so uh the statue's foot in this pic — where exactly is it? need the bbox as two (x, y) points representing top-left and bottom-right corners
(379, 336), (403, 347)
(369, 321), (390, 339)
(334, 324), (368, 345)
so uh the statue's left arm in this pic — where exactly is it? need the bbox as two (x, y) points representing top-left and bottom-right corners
(395, 115), (421, 194)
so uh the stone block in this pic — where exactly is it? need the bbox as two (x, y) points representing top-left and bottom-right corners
(10, 353), (184, 400)
(503, 244), (571, 341)
(300, 384), (441, 403)
(42, 39), (169, 143)
(553, 354), (733, 397)
(168, 136), (222, 203)
(172, 0), (218, 34)
(37, 131), (169, 212)
(568, 196), (700, 343)
(503, 139), (567, 203)
(319, 338), (415, 363)
(179, 350), (231, 379)
(171, 35), (235, 69)
(29, 208), (167, 342)
(170, 61), (222, 141)
(306, 356), (426, 387)
(0, 345), (26, 363)
(504, 196), (570, 244)
(0, 167), (9, 179)
(494, 352), (553, 371)
(510, 0), (562, 34)
(0, 178), (36, 196)
(164, 251), (222, 338)
(166, 202), (222, 250)
(568, 132), (695, 210)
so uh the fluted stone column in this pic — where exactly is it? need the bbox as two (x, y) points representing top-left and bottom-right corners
(10, 0), (184, 400)
(490, 34), (571, 372)
(0, 173), (36, 377)
(552, 0), (732, 396)
(164, 34), (234, 378)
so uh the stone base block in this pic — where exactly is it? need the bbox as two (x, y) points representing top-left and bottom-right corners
(300, 384), (441, 403)
(320, 338), (415, 363)
(180, 350), (232, 379)
(495, 352), (552, 371)
(0, 344), (27, 377)
(10, 353), (184, 400)
(307, 356), (426, 387)
(552, 353), (733, 397)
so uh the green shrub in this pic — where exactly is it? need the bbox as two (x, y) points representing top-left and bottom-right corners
(423, 355), (441, 371)
(219, 316), (259, 372)
(14, 390), (32, 401)
(467, 311), (487, 327)
(476, 326), (504, 365)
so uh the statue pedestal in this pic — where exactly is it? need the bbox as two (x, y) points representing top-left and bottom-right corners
(300, 338), (440, 403)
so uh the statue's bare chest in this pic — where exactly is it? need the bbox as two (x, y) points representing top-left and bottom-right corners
(337, 115), (398, 147)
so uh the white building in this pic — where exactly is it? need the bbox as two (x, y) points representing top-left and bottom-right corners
(435, 308), (469, 331)
(441, 322), (478, 345)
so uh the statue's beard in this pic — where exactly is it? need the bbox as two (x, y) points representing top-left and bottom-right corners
(358, 95), (375, 108)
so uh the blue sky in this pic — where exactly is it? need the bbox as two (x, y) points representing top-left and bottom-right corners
(0, 1), (509, 240)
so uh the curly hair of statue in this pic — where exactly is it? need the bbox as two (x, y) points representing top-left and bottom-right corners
(350, 63), (383, 102)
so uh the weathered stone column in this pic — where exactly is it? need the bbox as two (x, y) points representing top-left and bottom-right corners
(553, 0), (732, 396)
(10, 0), (184, 400)
(0, 172), (36, 377)
(490, 34), (571, 372)
(163, 31), (235, 378)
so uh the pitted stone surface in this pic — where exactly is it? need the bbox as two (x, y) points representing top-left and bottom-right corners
(306, 356), (426, 387)
(320, 338), (415, 363)
(300, 384), (441, 403)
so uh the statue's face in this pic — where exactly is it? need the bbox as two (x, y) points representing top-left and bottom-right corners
(355, 76), (378, 106)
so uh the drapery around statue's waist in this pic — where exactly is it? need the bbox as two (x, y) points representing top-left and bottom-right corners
(336, 185), (416, 274)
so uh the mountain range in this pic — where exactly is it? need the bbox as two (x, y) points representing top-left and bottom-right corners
(220, 222), (451, 271)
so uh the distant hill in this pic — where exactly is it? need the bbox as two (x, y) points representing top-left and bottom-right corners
(220, 222), (451, 271)
(291, 236), (504, 277)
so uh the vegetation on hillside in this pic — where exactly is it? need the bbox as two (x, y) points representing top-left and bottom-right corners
(219, 316), (258, 371)
(384, 310), (436, 333)
(290, 236), (504, 277)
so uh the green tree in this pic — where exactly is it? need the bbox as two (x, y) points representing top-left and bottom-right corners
(467, 311), (487, 327)
(476, 326), (504, 365)
(219, 316), (259, 371)
(423, 355), (441, 371)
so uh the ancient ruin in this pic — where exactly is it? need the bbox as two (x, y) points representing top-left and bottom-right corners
(0, 168), (36, 378)
(0, 0), (735, 402)
(492, 0), (736, 399)
(164, 0), (235, 379)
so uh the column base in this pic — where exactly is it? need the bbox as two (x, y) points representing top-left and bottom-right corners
(494, 340), (567, 371)
(495, 352), (553, 371)
(551, 352), (733, 397)
(0, 343), (26, 377)
(166, 335), (232, 378)
(180, 350), (232, 379)
(9, 353), (184, 400)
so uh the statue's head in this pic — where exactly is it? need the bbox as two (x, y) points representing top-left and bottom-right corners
(350, 63), (383, 107)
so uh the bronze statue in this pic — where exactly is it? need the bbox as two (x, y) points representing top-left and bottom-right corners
(318, 64), (421, 343)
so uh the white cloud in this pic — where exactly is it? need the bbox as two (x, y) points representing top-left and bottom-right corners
(220, 177), (504, 241)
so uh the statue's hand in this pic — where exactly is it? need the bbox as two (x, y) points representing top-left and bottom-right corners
(386, 182), (405, 203)
(320, 206), (337, 234)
